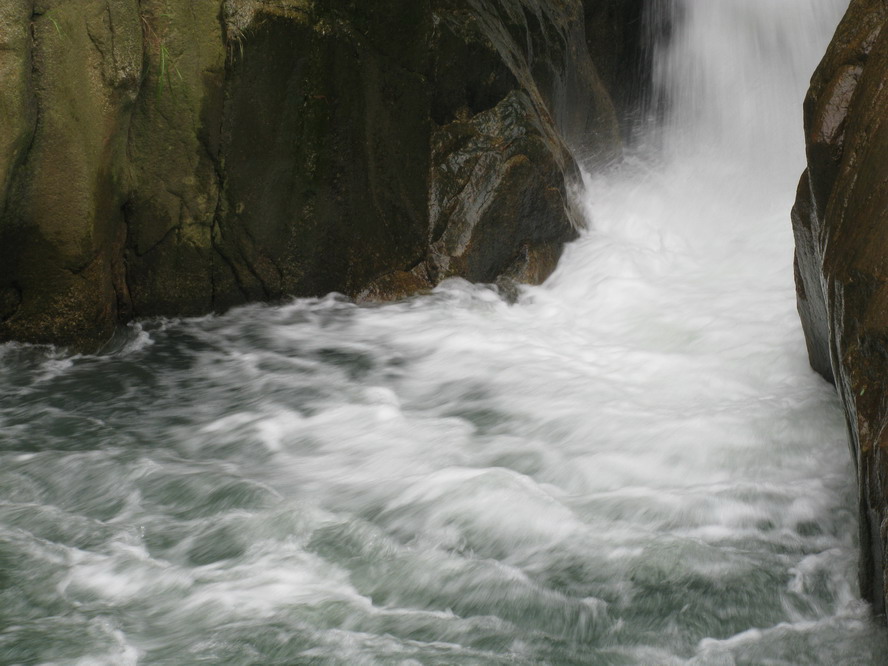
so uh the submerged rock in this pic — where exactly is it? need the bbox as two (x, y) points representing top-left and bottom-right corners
(0, 0), (638, 349)
(792, 0), (888, 615)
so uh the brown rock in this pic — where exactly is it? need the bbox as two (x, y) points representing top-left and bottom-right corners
(792, 0), (888, 614)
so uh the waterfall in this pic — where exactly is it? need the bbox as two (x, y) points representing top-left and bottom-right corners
(654, 0), (843, 161)
(1, 1), (887, 664)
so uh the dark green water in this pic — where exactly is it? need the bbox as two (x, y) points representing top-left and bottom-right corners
(0, 285), (886, 664)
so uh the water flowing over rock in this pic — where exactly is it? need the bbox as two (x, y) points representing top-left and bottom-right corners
(792, 0), (888, 615)
(0, 0), (635, 349)
(6, 2), (888, 661)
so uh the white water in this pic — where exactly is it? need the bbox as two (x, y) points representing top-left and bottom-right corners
(2, 0), (887, 663)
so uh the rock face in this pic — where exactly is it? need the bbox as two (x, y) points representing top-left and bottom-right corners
(792, 0), (888, 614)
(583, 0), (652, 135)
(0, 0), (632, 349)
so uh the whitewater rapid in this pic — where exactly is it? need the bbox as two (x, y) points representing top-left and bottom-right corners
(2, 0), (888, 663)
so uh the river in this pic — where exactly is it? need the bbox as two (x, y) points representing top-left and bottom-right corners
(2, 1), (887, 664)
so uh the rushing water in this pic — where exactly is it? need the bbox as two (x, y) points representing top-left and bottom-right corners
(3, 1), (887, 664)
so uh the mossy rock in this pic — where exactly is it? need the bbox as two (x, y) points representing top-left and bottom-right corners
(0, 0), (630, 349)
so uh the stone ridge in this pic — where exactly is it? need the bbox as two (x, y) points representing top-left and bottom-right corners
(0, 0), (633, 349)
(792, 0), (888, 616)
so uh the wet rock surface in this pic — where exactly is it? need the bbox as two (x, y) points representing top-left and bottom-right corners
(792, 0), (888, 615)
(0, 0), (635, 349)
(583, 0), (652, 136)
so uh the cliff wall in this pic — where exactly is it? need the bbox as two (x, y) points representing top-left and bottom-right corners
(0, 0), (638, 348)
(792, 0), (888, 614)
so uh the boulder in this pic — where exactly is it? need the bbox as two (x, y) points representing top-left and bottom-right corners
(0, 0), (630, 349)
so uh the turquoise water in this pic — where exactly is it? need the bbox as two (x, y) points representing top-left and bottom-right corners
(3, 0), (887, 664)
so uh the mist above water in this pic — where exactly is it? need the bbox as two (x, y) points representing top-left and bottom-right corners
(2, 0), (887, 664)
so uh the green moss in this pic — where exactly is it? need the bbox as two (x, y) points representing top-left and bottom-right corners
(0, 0), (625, 348)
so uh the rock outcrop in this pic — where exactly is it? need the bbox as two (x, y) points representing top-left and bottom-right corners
(0, 0), (634, 349)
(792, 0), (888, 615)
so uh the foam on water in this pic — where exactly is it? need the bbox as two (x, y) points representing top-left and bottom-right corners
(3, 0), (888, 663)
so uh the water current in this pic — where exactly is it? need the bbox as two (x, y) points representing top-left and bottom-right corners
(3, 1), (888, 664)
